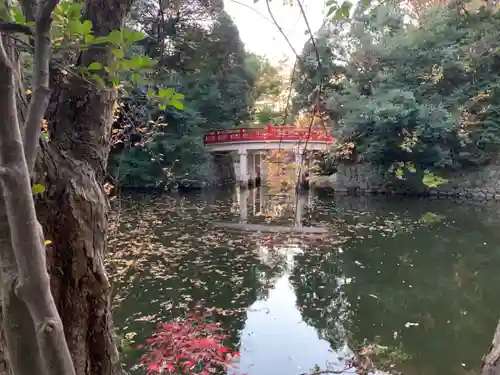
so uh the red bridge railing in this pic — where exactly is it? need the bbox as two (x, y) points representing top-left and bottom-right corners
(203, 125), (335, 145)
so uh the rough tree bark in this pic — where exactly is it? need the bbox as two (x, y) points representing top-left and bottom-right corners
(481, 319), (500, 375)
(31, 0), (133, 373)
(0, 29), (75, 375)
(0, 33), (44, 375)
(0, 191), (43, 375)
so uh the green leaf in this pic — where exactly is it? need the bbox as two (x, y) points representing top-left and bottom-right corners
(84, 33), (95, 44)
(326, 0), (336, 5)
(131, 71), (141, 83)
(87, 62), (102, 70)
(159, 104), (167, 110)
(128, 56), (144, 69)
(90, 74), (106, 88)
(340, 1), (352, 17)
(158, 87), (174, 99)
(107, 30), (123, 45)
(11, 7), (26, 25)
(111, 76), (119, 87)
(32, 184), (45, 195)
(169, 100), (184, 110)
(81, 20), (92, 36)
(69, 20), (82, 34)
(68, 3), (83, 19)
(123, 28), (145, 44)
(147, 90), (156, 98)
(92, 36), (109, 44)
(112, 48), (124, 59)
(57, 1), (71, 14)
(327, 6), (337, 17)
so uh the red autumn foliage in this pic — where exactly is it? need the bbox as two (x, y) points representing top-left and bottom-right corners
(141, 312), (240, 375)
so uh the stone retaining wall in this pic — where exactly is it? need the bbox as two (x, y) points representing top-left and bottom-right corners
(311, 163), (500, 200)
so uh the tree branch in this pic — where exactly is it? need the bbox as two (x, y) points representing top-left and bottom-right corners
(299, 364), (355, 375)
(0, 35), (45, 375)
(18, 0), (38, 24)
(0, 21), (33, 35)
(0, 36), (76, 375)
(0, 194), (45, 375)
(23, 0), (59, 175)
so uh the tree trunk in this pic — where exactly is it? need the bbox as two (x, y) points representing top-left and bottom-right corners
(0, 196), (44, 375)
(481, 319), (500, 375)
(34, 68), (120, 375)
(35, 138), (117, 375)
(31, 0), (133, 373)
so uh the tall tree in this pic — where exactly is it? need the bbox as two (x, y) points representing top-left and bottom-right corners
(0, 0), (158, 372)
(109, 3), (256, 188)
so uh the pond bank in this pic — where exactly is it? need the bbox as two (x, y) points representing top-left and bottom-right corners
(311, 162), (500, 200)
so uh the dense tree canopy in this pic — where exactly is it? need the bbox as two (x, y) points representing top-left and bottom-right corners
(295, 1), (500, 182)
(108, 2), (284, 188)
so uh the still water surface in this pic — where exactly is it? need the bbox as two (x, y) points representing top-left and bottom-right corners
(109, 186), (500, 375)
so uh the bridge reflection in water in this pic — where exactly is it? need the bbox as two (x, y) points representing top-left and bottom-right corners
(212, 184), (328, 234)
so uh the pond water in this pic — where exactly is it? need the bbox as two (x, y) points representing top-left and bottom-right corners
(109, 185), (500, 375)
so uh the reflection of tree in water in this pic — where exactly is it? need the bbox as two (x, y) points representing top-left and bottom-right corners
(288, 201), (500, 375)
(108, 194), (285, 371)
(289, 249), (353, 351)
(340, 216), (500, 375)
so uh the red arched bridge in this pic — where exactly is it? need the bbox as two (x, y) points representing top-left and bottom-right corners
(203, 124), (334, 151)
(203, 125), (335, 188)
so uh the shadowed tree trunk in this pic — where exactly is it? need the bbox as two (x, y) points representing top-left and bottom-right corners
(29, 0), (133, 373)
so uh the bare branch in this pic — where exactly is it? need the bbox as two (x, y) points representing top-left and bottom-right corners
(265, 0), (301, 61)
(23, 0), (59, 175)
(38, 0), (59, 29)
(0, 21), (33, 35)
(296, 0), (322, 71)
(0, 32), (16, 71)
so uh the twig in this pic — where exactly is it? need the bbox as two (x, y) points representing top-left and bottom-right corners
(229, 0), (286, 29)
(293, 0), (326, 196)
(23, 0), (60, 175)
(0, 21), (33, 35)
(265, 0), (302, 61)
(300, 364), (356, 375)
(297, 0), (322, 71)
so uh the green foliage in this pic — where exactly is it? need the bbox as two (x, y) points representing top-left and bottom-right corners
(253, 107), (284, 125)
(245, 53), (284, 101)
(296, 2), (500, 187)
(2, 0), (287, 189)
(109, 2), (274, 188)
(51, 1), (160, 88)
